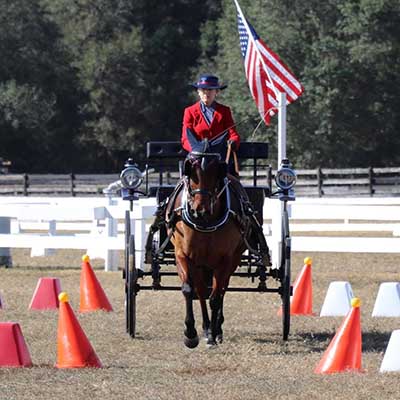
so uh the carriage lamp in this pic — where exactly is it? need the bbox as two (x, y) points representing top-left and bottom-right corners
(275, 160), (296, 191)
(120, 164), (143, 190)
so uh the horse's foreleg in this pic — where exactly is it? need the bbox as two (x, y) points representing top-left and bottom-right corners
(182, 282), (199, 348)
(208, 292), (223, 347)
(199, 297), (210, 340)
(208, 259), (237, 346)
(194, 269), (210, 340)
(216, 295), (225, 343)
(176, 254), (199, 349)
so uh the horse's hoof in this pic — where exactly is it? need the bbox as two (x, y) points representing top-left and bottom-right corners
(184, 335), (199, 349)
(216, 334), (223, 344)
(206, 338), (217, 348)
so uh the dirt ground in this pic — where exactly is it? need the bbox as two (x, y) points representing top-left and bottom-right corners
(0, 249), (399, 400)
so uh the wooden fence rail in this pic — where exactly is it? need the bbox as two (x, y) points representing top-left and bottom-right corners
(0, 166), (399, 197)
(0, 174), (120, 196)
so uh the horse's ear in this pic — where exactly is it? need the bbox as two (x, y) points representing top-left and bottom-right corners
(202, 138), (210, 153)
(186, 128), (200, 151)
(183, 158), (192, 177)
(218, 162), (228, 179)
(210, 132), (228, 155)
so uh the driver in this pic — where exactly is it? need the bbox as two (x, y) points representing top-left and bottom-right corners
(181, 74), (240, 173)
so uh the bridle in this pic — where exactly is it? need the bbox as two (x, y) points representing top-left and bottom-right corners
(181, 151), (234, 232)
(188, 185), (215, 198)
(186, 176), (229, 214)
(185, 151), (222, 208)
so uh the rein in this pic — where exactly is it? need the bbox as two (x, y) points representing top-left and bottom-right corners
(225, 142), (240, 175)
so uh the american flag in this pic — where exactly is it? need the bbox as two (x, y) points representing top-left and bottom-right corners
(235, 0), (304, 124)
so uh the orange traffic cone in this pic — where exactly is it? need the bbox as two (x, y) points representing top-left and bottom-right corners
(79, 255), (113, 312)
(0, 322), (32, 367)
(278, 257), (314, 316)
(315, 298), (363, 374)
(290, 257), (314, 315)
(56, 292), (102, 368)
(29, 277), (61, 310)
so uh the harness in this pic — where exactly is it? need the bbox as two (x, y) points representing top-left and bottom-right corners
(148, 175), (269, 267)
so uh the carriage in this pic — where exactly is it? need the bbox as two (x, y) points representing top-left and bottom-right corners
(119, 140), (296, 345)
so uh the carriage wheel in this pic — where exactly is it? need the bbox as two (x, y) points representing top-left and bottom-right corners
(126, 234), (137, 337)
(280, 209), (291, 341)
(150, 230), (162, 289)
(124, 210), (130, 332)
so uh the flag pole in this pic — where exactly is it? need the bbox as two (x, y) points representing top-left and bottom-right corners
(273, 90), (287, 270)
(278, 92), (287, 164)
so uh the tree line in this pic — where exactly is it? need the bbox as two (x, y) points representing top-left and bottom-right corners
(0, 0), (398, 172)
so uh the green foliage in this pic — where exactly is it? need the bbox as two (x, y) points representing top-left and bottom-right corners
(0, 80), (56, 130)
(0, 0), (399, 171)
(0, 0), (85, 172)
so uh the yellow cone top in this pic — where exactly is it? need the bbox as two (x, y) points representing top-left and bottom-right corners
(82, 254), (90, 262)
(351, 297), (361, 308)
(58, 292), (69, 303)
(304, 257), (312, 266)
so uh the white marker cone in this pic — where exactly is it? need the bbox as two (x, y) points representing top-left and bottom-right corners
(372, 282), (400, 317)
(380, 330), (400, 372)
(320, 281), (354, 317)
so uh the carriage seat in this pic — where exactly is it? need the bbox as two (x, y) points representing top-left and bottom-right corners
(146, 141), (270, 197)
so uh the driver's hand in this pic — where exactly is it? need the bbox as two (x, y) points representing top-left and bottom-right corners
(227, 139), (237, 151)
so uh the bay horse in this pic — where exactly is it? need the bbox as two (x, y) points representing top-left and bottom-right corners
(165, 133), (247, 347)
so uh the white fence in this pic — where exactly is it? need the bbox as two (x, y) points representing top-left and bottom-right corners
(264, 197), (400, 268)
(0, 196), (157, 271)
(1, 196), (400, 271)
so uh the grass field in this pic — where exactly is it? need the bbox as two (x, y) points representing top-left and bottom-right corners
(0, 249), (399, 400)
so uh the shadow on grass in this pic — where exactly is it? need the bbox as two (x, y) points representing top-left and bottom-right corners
(361, 330), (392, 353)
(253, 332), (331, 354)
(253, 330), (392, 354)
(124, 335), (149, 341)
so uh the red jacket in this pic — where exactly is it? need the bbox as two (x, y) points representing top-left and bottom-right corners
(181, 101), (241, 151)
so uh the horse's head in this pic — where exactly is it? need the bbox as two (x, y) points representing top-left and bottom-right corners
(183, 136), (228, 221)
